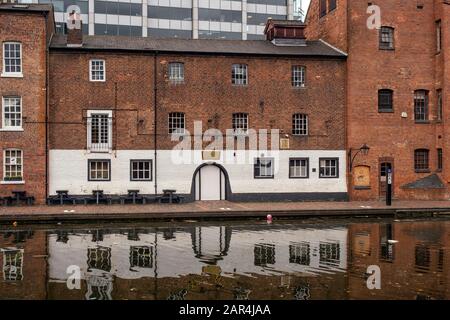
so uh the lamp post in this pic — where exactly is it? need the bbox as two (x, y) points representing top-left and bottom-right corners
(348, 144), (370, 172)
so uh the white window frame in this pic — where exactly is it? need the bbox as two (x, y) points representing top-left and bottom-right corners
(88, 159), (111, 181)
(232, 113), (248, 135)
(292, 113), (308, 136)
(130, 160), (153, 181)
(1, 96), (23, 131)
(232, 64), (248, 86)
(1, 42), (23, 78)
(292, 66), (306, 88)
(168, 62), (184, 84)
(289, 158), (309, 178)
(2, 149), (24, 184)
(87, 110), (113, 153)
(89, 59), (106, 82)
(168, 112), (185, 135)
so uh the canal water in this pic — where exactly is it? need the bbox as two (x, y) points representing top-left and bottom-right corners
(0, 217), (448, 300)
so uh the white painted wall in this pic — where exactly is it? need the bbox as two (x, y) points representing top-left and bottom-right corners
(49, 150), (347, 195)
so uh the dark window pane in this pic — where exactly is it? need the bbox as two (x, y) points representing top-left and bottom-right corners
(148, 6), (192, 20)
(148, 28), (192, 39)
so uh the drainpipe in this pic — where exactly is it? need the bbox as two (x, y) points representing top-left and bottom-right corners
(154, 52), (158, 195)
(45, 12), (53, 203)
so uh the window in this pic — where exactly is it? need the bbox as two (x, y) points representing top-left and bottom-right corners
(87, 111), (112, 152)
(2, 249), (23, 281)
(292, 113), (308, 135)
(88, 160), (111, 181)
(89, 59), (105, 81)
(319, 158), (339, 178)
(289, 158), (309, 178)
(87, 247), (111, 272)
(292, 66), (306, 88)
(437, 148), (443, 171)
(254, 244), (275, 267)
(130, 160), (152, 181)
(289, 242), (310, 266)
(379, 27), (394, 50)
(437, 89), (443, 121)
(254, 157), (274, 179)
(232, 64), (248, 86)
(319, 0), (327, 17)
(2, 42), (22, 76)
(168, 62), (184, 83)
(378, 89), (393, 112)
(3, 149), (23, 182)
(168, 112), (185, 134)
(436, 20), (442, 53)
(2, 96), (22, 129)
(232, 113), (248, 134)
(319, 242), (340, 267)
(328, 0), (337, 12)
(414, 90), (429, 122)
(130, 246), (153, 269)
(414, 149), (429, 172)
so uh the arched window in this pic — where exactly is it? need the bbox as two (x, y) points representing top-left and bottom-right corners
(414, 149), (429, 172)
(378, 89), (393, 112)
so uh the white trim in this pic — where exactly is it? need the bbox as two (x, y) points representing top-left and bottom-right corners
(89, 59), (106, 82)
(2, 42), (23, 77)
(87, 110), (113, 153)
(318, 39), (348, 56)
(2, 96), (22, 130)
(0, 180), (25, 185)
(2, 148), (23, 182)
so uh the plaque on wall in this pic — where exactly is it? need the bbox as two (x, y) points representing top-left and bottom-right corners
(354, 165), (371, 188)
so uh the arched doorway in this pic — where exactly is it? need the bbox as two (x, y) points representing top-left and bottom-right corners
(193, 163), (228, 201)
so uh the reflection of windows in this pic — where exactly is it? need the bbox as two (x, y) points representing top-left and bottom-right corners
(2, 249), (24, 281)
(254, 244), (275, 267)
(319, 242), (340, 267)
(130, 246), (153, 269)
(86, 275), (113, 300)
(87, 246), (111, 272)
(415, 244), (431, 272)
(380, 224), (394, 262)
(289, 242), (310, 266)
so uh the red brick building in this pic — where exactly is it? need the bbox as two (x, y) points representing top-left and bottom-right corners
(306, 0), (450, 200)
(0, 4), (54, 204)
(1, 4), (348, 204)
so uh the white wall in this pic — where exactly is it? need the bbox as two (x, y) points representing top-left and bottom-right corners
(49, 149), (347, 195)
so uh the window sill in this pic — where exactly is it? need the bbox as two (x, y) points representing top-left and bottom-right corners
(0, 128), (24, 132)
(89, 80), (106, 83)
(415, 120), (430, 124)
(354, 186), (371, 190)
(169, 81), (185, 85)
(379, 47), (395, 51)
(292, 86), (307, 90)
(1, 73), (23, 78)
(1, 180), (25, 185)
(415, 170), (431, 173)
(254, 176), (274, 179)
(378, 109), (394, 113)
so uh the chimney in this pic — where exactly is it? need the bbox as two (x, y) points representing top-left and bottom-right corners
(264, 19), (307, 46)
(66, 10), (83, 47)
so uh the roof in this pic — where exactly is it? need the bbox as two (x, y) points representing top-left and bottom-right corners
(50, 35), (347, 58)
(0, 3), (53, 13)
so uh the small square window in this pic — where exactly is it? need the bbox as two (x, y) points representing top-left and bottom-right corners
(254, 157), (274, 179)
(378, 89), (393, 112)
(232, 113), (248, 134)
(130, 160), (152, 181)
(90, 59), (106, 81)
(414, 149), (429, 172)
(319, 158), (339, 178)
(289, 158), (309, 178)
(3, 149), (23, 182)
(88, 159), (110, 181)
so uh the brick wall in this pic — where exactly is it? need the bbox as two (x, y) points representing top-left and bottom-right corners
(0, 10), (50, 204)
(49, 52), (346, 152)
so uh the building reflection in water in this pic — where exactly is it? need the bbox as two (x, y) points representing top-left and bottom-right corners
(0, 219), (448, 300)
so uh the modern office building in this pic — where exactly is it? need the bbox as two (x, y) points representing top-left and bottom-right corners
(19, 0), (305, 39)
